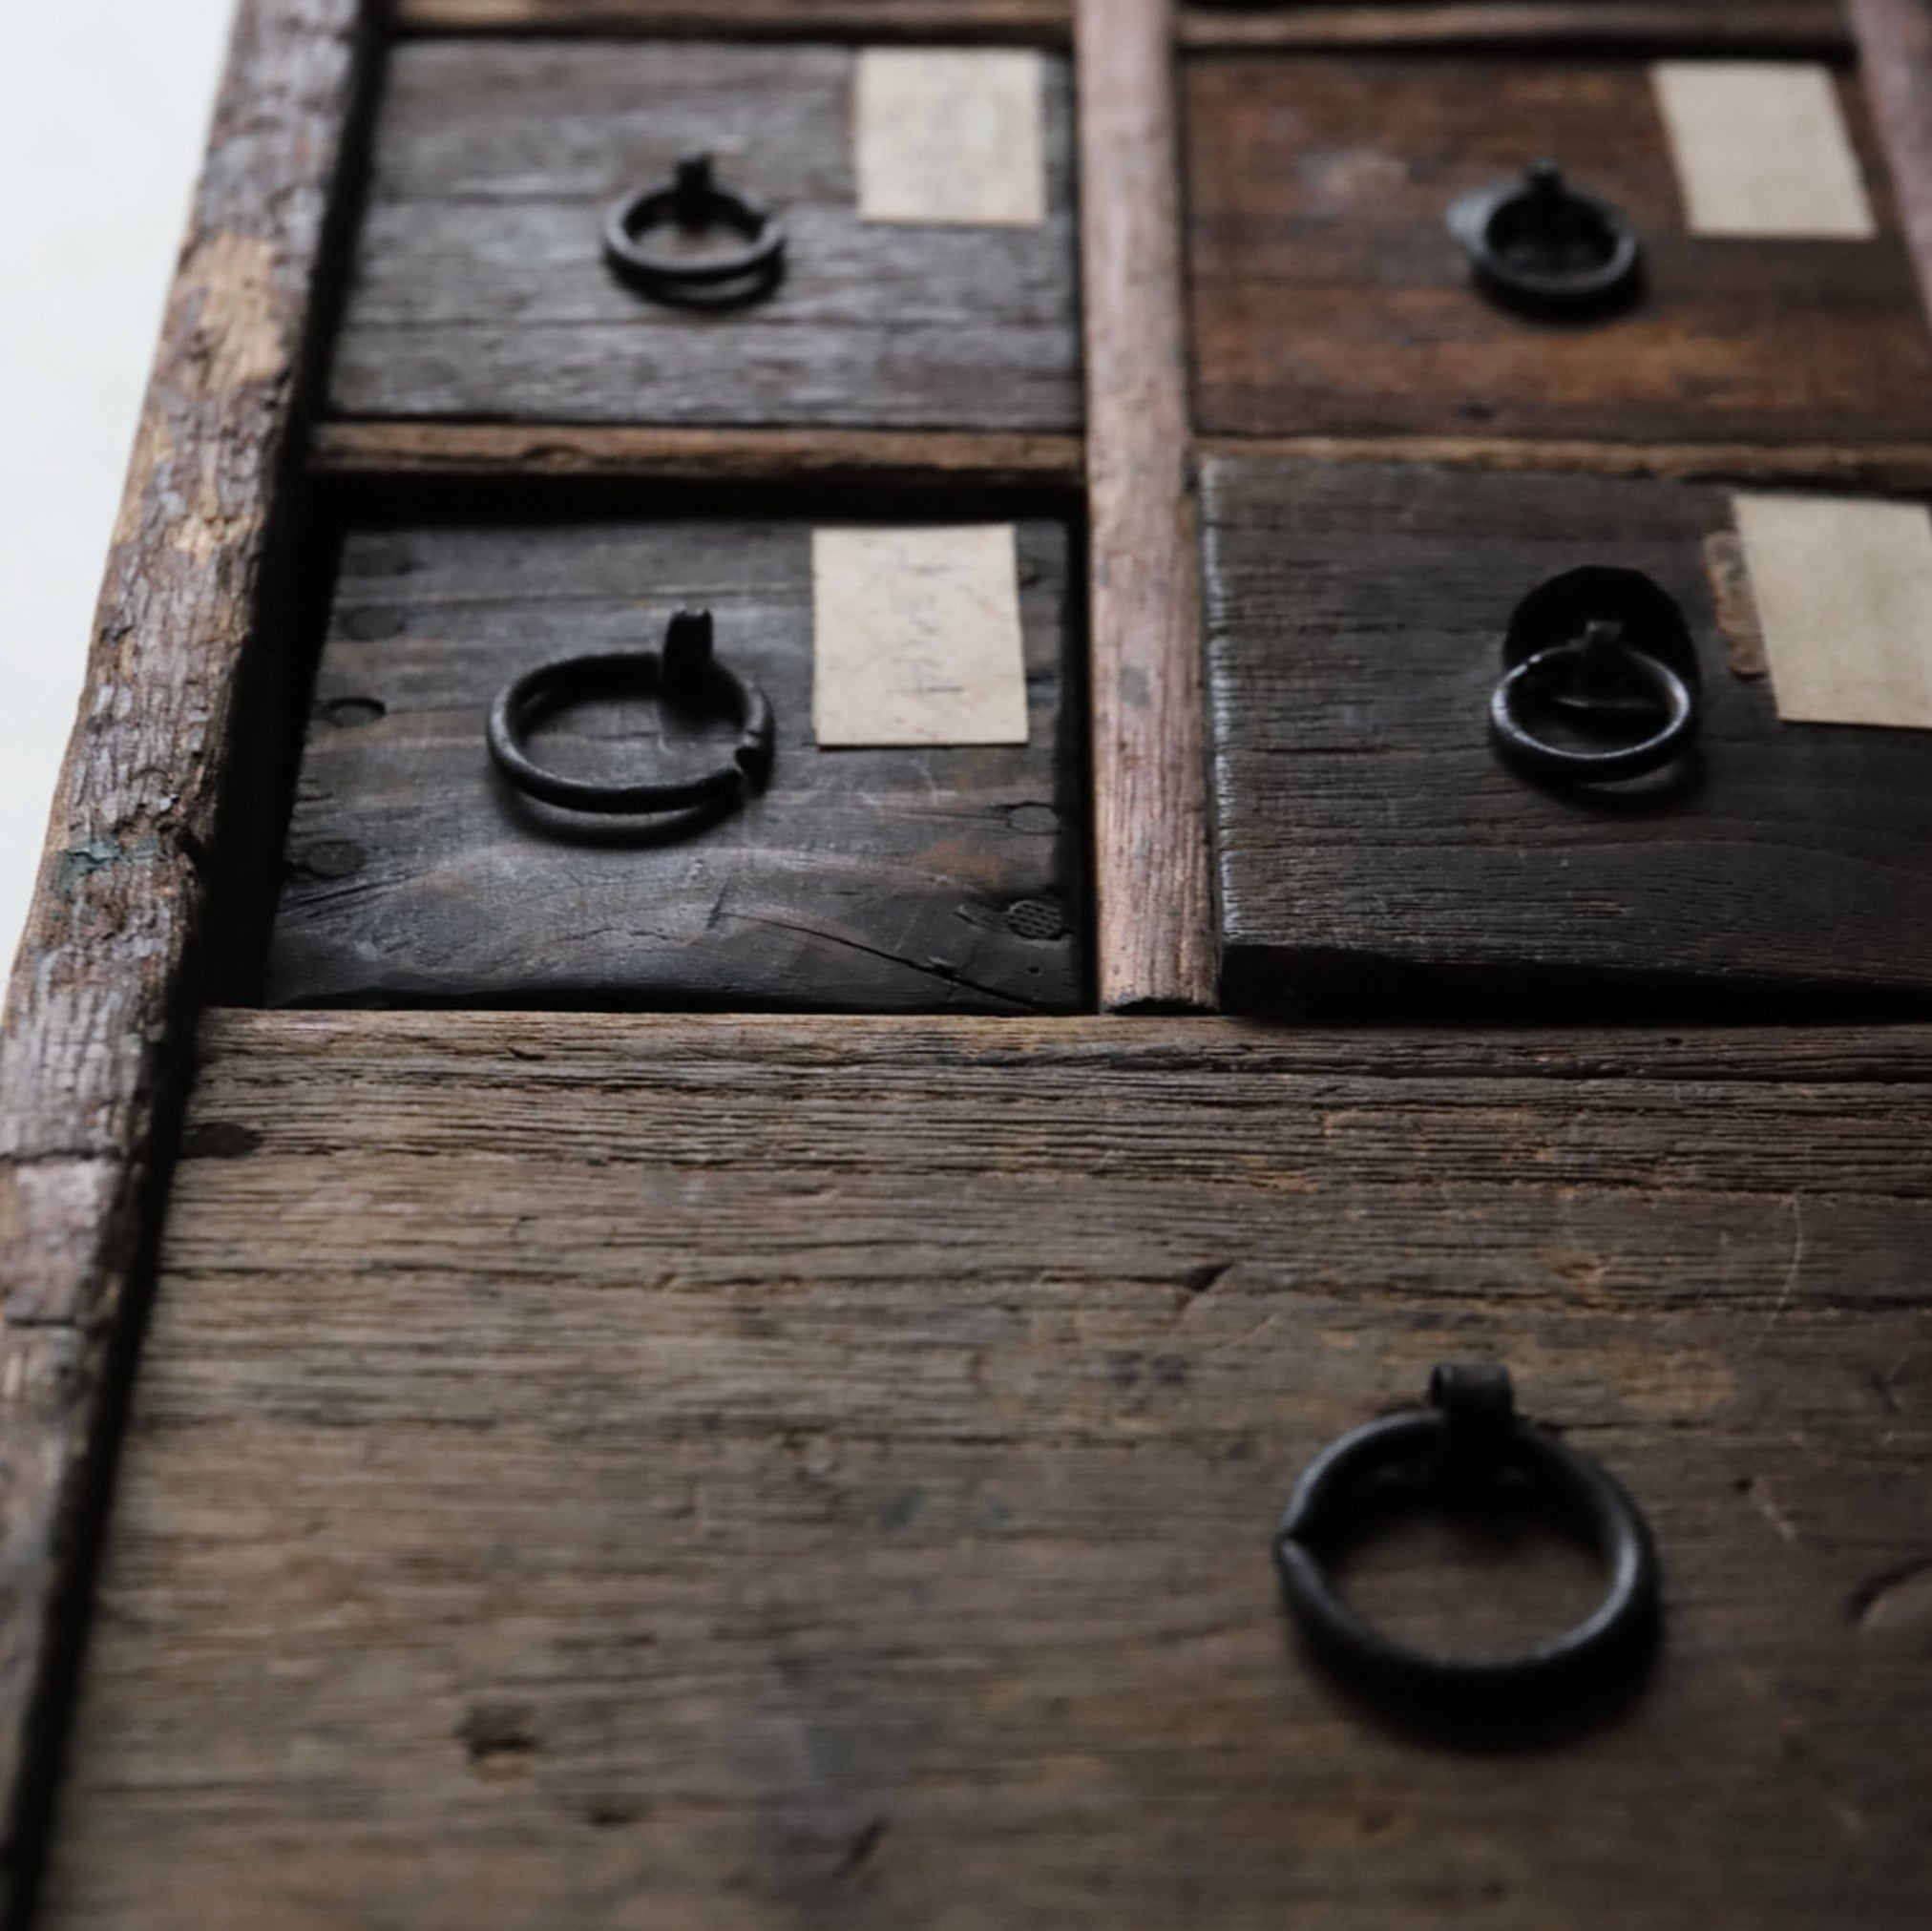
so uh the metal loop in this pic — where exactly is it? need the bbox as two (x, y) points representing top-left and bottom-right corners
(1274, 1365), (1661, 1726)
(486, 611), (774, 818)
(1490, 631), (1699, 786)
(601, 152), (785, 304)
(1448, 160), (1642, 316)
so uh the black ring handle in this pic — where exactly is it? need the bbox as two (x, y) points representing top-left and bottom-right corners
(1274, 1365), (1660, 1725)
(1448, 160), (1642, 316)
(486, 611), (774, 817)
(1490, 633), (1698, 785)
(602, 152), (785, 301)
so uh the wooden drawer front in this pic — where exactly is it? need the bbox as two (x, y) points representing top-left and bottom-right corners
(327, 40), (1082, 431)
(268, 514), (1085, 1013)
(1203, 456), (1932, 1011)
(1186, 55), (1932, 448)
(41, 1016), (1932, 1931)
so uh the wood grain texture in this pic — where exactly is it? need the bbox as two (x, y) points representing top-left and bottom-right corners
(327, 40), (1082, 432)
(1077, 0), (1216, 1011)
(0, 0), (371, 1912)
(1197, 431), (1932, 491)
(310, 422), (1084, 487)
(398, 0), (1073, 39)
(1203, 456), (1932, 1012)
(1180, 2), (1850, 52)
(37, 1010), (1932, 1930)
(269, 514), (1086, 1013)
(1850, 0), (1932, 325)
(1186, 55), (1932, 448)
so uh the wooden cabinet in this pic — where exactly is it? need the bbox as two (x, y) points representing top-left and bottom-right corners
(1185, 54), (1932, 449)
(269, 510), (1086, 1012)
(327, 39), (1082, 431)
(1202, 455), (1932, 1013)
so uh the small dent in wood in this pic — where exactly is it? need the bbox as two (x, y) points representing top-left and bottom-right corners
(457, 1703), (541, 1780)
(179, 1121), (264, 1161)
(341, 606), (406, 642)
(316, 696), (387, 729)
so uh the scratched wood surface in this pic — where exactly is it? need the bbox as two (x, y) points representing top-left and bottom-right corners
(327, 40), (1082, 432)
(1186, 55), (1932, 448)
(268, 513), (1086, 1013)
(1203, 455), (1932, 1014)
(0, 0), (372, 1913)
(35, 1011), (1932, 1931)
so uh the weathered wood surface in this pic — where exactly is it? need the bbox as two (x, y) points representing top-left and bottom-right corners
(1203, 456), (1932, 1012)
(399, 0), (1073, 37)
(269, 514), (1085, 1013)
(0, 0), (371, 1915)
(328, 41), (1082, 432)
(1186, 55), (1932, 448)
(1077, 0), (1216, 1011)
(310, 423), (1084, 487)
(1197, 430), (1932, 491)
(37, 1011), (1932, 1929)
(1181, 2), (1850, 52)
(1850, 0), (1932, 326)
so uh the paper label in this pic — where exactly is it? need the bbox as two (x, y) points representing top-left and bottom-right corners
(1732, 494), (1932, 728)
(1651, 63), (1877, 240)
(812, 526), (1030, 747)
(853, 49), (1047, 227)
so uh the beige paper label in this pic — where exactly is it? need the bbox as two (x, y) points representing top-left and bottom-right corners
(1651, 63), (1876, 240)
(853, 49), (1047, 227)
(1732, 494), (1932, 729)
(812, 526), (1030, 747)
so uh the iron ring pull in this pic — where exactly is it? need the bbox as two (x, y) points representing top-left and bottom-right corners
(602, 152), (785, 302)
(1449, 160), (1643, 316)
(1274, 1365), (1661, 1724)
(1490, 622), (1700, 785)
(487, 610), (775, 817)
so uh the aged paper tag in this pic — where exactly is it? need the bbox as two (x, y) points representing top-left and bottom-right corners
(812, 526), (1029, 746)
(1732, 494), (1932, 728)
(853, 49), (1047, 227)
(1651, 63), (1877, 240)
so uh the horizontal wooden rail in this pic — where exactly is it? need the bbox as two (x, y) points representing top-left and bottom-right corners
(397, 0), (1073, 41)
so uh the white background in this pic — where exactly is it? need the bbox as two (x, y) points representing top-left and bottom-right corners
(0, 1), (239, 990)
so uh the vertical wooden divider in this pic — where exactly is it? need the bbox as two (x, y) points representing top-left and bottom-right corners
(1852, 0), (1932, 329)
(1076, 0), (1218, 1012)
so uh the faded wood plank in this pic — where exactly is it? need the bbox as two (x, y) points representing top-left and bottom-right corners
(1077, 0), (1216, 1011)
(398, 0), (1074, 38)
(310, 422), (1084, 486)
(1202, 456), (1932, 1014)
(268, 514), (1086, 1013)
(1186, 55), (1932, 448)
(1181, 2), (1850, 52)
(0, 0), (372, 1912)
(37, 1011), (1932, 1930)
(328, 40), (1082, 432)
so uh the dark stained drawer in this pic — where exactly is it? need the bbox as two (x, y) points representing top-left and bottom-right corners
(327, 39), (1082, 431)
(269, 510), (1086, 1012)
(1185, 54), (1932, 449)
(1202, 455), (1932, 1013)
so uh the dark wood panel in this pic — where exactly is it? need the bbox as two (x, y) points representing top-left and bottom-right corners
(328, 40), (1082, 431)
(399, 0), (1074, 36)
(268, 514), (1086, 1013)
(1181, 4), (1852, 54)
(1186, 54), (1932, 448)
(36, 1012), (1932, 1930)
(1202, 456), (1932, 1011)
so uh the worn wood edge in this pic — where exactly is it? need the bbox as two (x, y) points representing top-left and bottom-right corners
(1851, 0), (1932, 330)
(396, 0), (1074, 43)
(1078, 0), (1217, 1013)
(0, 0), (375, 1917)
(311, 422), (1085, 488)
(197, 1006), (1932, 1082)
(1179, 2), (1851, 54)
(1197, 434), (1932, 493)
